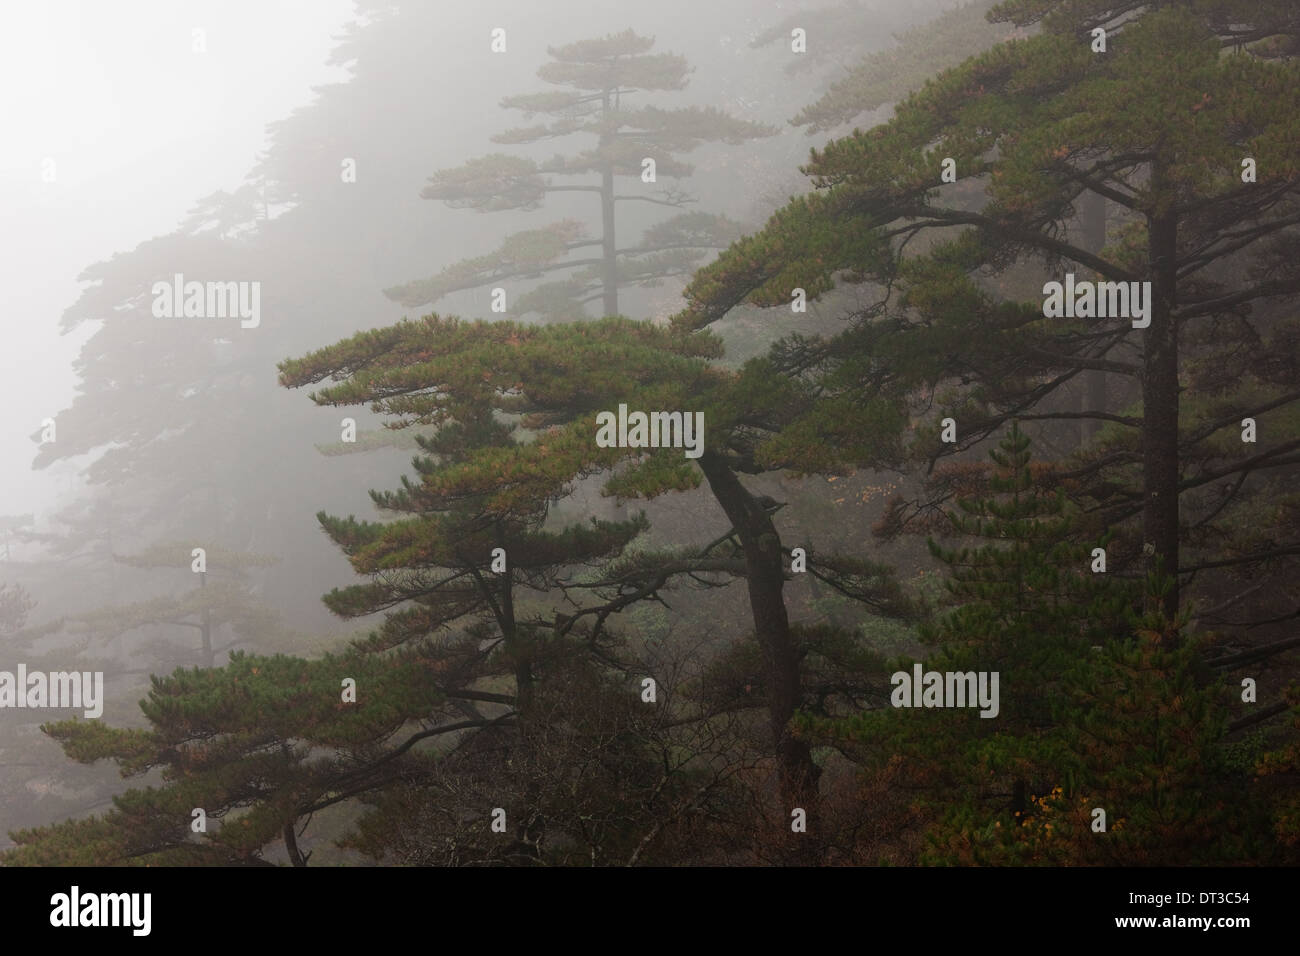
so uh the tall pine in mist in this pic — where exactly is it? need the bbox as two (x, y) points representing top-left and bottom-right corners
(279, 316), (737, 864)
(384, 29), (775, 322)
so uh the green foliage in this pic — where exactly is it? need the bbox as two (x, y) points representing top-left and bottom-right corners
(807, 425), (1145, 856)
(1255, 683), (1300, 861)
(4, 645), (446, 866)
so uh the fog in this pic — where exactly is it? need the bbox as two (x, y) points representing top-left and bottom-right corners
(1, 2), (355, 511)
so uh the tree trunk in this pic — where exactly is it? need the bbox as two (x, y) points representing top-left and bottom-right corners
(697, 452), (820, 859)
(1078, 189), (1108, 443)
(1143, 159), (1181, 623)
(497, 523), (542, 863)
(1011, 777), (1027, 822)
(598, 91), (629, 522)
(599, 91), (619, 318)
(497, 524), (532, 716)
(283, 820), (309, 867)
(601, 163), (618, 317)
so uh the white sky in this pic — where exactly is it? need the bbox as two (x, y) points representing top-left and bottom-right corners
(0, 0), (355, 522)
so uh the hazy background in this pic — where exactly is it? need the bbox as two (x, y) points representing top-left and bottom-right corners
(0, 1), (355, 515)
(0, 0), (833, 520)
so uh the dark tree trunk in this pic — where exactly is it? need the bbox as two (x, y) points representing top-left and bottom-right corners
(283, 820), (309, 867)
(1143, 159), (1181, 624)
(698, 451), (820, 857)
(497, 523), (542, 863)
(1078, 188), (1109, 443)
(497, 524), (532, 716)
(1011, 778), (1027, 822)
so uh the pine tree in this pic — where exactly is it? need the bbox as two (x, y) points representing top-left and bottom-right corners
(811, 423), (1136, 860)
(1254, 682), (1300, 864)
(384, 29), (775, 322)
(921, 584), (1258, 866)
(807, 424), (1260, 864)
(23, 543), (289, 672)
